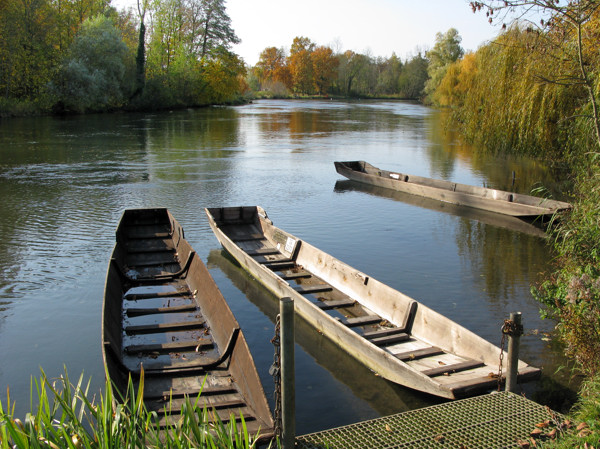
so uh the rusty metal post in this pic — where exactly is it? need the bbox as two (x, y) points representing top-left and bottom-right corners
(505, 311), (522, 393)
(280, 297), (295, 449)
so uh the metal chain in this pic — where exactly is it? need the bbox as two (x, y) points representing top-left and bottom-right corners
(497, 318), (525, 391)
(269, 314), (282, 439)
(497, 322), (507, 392)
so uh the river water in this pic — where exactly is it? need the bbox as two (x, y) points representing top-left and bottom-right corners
(0, 100), (574, 434)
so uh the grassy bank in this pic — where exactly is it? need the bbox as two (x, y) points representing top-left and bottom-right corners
(0, 369), (273, 449)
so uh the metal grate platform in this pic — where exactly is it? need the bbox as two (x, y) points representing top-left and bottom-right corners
(296, 392), (561, 449)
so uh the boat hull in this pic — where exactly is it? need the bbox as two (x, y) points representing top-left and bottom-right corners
(205, 206), (541, 399)
(102, 208), (273, 438)
(335, 161), (572, 218)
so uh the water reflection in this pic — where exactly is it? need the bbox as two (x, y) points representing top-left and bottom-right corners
(207, 250), (440, 423)
(0, 99), (575, 426)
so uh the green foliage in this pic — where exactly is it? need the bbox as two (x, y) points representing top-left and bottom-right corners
(50, 15), (134, 113)
(398, 53), (429, 99)
(0, 368), (272, 449)
(424, 28), (464, 102)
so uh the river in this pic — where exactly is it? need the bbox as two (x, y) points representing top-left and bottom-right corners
(0, 99), (574, 434)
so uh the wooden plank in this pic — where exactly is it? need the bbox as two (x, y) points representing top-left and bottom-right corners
(339, 315), (382, 327)
(143, 385), (238, 400)
(281, 270), (312, 280)
(124, 339), (213, 354)
(263, 261), (296, 270)
(316, 299), (356, 310)
(258, 257), (293, 265)
(363, 327), (407, 339)
(124, 290), (190, 300)
(125, 240), (175, 253)
(125, 304), (197, 316)
(369, 332), (410, 347)
(125, 319), (205, 334)
(246, 248), (281, 256)
(394, 346), (444, 361)
(422, 360), (485, 377)
(125, 253), (178, 267)
(294, 284), (333, 294)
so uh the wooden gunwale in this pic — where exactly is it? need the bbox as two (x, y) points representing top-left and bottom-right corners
(334, 161), (572, 218)
(101, 208), (273, 438)
(204, 206), (541, 399)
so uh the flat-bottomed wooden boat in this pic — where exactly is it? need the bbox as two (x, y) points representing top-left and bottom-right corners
(205, 206), (540, 399)
(102, 208), (273, 438)
(335, 161), (572, 218)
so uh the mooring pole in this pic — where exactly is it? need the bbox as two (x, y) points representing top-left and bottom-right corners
(280, 297), (295, 449)
(505, 311), (522, 393)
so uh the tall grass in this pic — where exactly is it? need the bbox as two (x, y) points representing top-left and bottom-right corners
(0, 368), (273, 449)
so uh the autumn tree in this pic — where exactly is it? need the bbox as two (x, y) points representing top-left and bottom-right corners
(255, 46), (291, 90)
(288, 36), (315, 94)
(375, 53), (403, 95)
(424, 28), (464, 102)
(471, 0), (600, 151)
(311, 46), (338, 95)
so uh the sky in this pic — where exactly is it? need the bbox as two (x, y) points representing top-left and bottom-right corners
(111, 0), (504, 66)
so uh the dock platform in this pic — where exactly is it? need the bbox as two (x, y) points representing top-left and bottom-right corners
(296, 392), (561, 449)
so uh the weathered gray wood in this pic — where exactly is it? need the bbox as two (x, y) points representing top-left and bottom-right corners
(422, 360), (485, 377)
(369, 332), (410, 347)
(125, 319), (206, 334)
(125, 304), (197, 316)
(294, 284), (333, 294)
(394, 347), (444, 361)
(204, 206), (542, 400)
(316, 298), (356, 310)
(124, 339), (213, 354)
(339, 315), (382, 327)
(335, 161), (572, 218)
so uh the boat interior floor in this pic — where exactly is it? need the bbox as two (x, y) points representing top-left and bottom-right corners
(223, 222), (501, 391)
(116, 217), (263, 432)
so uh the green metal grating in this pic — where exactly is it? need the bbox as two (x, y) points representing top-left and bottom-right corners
(296, 392), (562, 449)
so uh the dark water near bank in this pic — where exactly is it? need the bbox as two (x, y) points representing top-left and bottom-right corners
(0, 100), (574, 433)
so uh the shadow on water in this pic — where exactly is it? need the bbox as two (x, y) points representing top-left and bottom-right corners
(206, 249), (443, 419)
(333, 179), (548, 238)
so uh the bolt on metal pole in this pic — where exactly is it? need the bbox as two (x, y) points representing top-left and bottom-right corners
(280, 297), (295, 449)
(505, 311), (522, 393)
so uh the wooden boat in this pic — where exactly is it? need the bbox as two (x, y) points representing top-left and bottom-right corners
(205, 206), (541, 399)
(102, 208), (274, 438)
(335, 161), (572, 219)
(333, 180), (548, 238)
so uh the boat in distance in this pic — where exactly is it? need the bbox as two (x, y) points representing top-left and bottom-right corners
(205, 206), (541, 400)
(334, 160), (572, 219)
(102, 208), (273, 438)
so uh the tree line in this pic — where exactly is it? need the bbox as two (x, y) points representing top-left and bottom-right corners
(247, 30), (463, 100)
(0, 0), (245, 114)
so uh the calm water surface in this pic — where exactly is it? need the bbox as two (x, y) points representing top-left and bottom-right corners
(0, 100), (573, 433)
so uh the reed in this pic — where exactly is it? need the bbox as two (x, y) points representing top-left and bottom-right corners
(0, 368), (273, 449)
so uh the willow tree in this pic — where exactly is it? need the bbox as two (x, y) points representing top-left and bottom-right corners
(471, 0), (600, 152)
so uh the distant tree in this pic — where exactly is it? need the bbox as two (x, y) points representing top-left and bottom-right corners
(288, 36), (315, 94)
(375, 53), (403, 95)
(203, 46), (245, 103)
(256, 46), (291, 88)
(194, 0), (240, 59)
(398, 53), (429, 99)
(424, 28), (464, 102)
(336, 50), (369, 97)
(311, 46), (338, 94)
(51, 15), (133, 112)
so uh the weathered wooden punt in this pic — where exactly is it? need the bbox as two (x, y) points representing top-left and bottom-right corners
(205, 206), (541, 399)
(102, 208), (274, 438)
(335, 161), (572, 219)
(333, 180), (548, 238)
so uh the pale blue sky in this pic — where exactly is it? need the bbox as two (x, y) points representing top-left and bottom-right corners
(112, 0), (504, 65)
